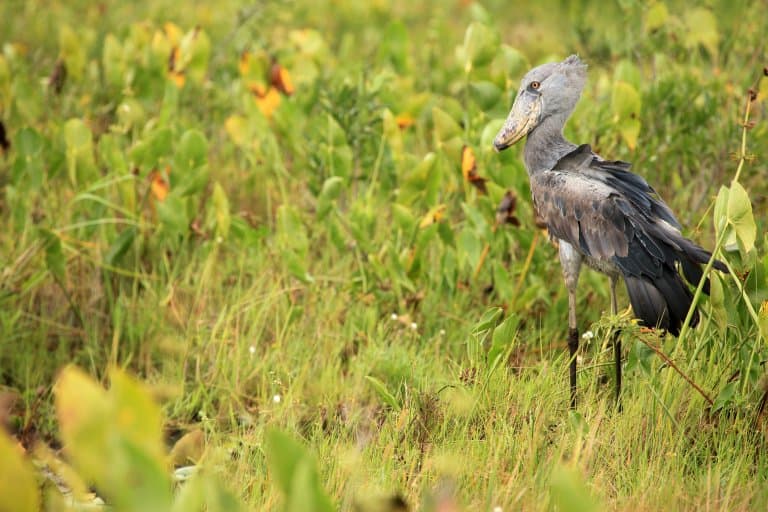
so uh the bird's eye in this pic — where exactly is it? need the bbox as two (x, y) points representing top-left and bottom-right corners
(530, 81), (541, 90)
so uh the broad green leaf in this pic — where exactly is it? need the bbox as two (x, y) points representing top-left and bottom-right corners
(64, 118), (96, 185)
(490, 45), (529, 85)
(613, 60), (641, 91)
(176, 129), (208, 171)
(644, 2), (669, 33)
(55, 366), (112, 482)
(104, 227), (137, 267)
(364, 375), (400, 409)
(117, 98), (146, 132)
(611, 81), (641, 150)
(432, 107), (461, 143)
(392, 203), (416, 233)
(549, 465), (601, 512)
(488, 314), (519, 364)
(611, 81), (641, 119)
(457, 228), (482, 271)
(11, 127), (45, 188)
(0, 430), (40, 512)
(469, 81), (502, 110)
(276, 204), (309, 256)
(379, 21), (409, 73)
(212, 182), (231, 238)
(684, 8), (719, 56)
(284, 250), (314, 284)
(316, 176), (345, 220)
(265, 429), (334, 512)
(460, 22), (499, 73)
(110, 368), (165, 461)
(0, 55), (10, 110)
(712, 381), (738, 413)
(157, 195), (189, 235)
(103, 34), (125, 89)
(708, 274), (727, 335)
(59, 25), (86, 80)
(184, 29), (211, 84)
(39, 229), (66, 283)
(55, 366), (173, 512)
(726, 181), (756, 254)
(471, 307), (503, 335)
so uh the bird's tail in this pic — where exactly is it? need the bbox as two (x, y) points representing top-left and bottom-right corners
(622, 244), (727, 336)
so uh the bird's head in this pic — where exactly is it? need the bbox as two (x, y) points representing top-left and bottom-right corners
(493, 55), (588, 151)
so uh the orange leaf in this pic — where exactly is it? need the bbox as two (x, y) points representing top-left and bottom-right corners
(149, 169), (169, 201)
(395, 113), (415, 129)
(252, 86), (281, 118)
(270, 63), (295, 96)
(461, 145), (487, 194)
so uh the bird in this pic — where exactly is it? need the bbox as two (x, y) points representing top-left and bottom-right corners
(492, 55), (727, 408)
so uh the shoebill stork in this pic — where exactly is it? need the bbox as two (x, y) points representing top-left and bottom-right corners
(493, 55), (726, 408)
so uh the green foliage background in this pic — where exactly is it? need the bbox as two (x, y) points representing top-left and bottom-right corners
(0, 0), (767, 510)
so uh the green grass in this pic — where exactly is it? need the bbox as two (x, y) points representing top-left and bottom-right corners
(1, 0), (767, 510)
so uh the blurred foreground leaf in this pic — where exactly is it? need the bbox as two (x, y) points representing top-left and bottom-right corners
(0, 430), (39, 512)
(265, 429), (335, 512)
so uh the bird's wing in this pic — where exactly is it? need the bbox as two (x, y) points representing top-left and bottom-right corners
(532, 144), (724, 280)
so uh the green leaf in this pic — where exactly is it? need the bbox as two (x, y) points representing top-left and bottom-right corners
(364, 375), (400, 409)
(55, 366), (174, 511)
(379, 21), (409, 72)
(176, 129), (208, 171)
(460, 22), (499, 73)
(39, 229), (66, 283)
(59, 25), (86, 80)
(431, 107), (461, 143)
(392, 203), (417, 233)
(726, 181), (756, 255)
(212, 182), (231, 238)
(284, 250), (314, 284)
(0, 430), (40, 512)
(157, 195), (189, 235)
(549, 465), (601, 512)
(469, 81), (502, 110)
(104, 227), (137, 267)
(471, 307), (503, 335)
(488, 314), (519, 364)
(264, 429), (308, 494)
(712, 381), (738, 413)
(64, 118), (96, 185)
(715, 182), (756, 256)
(611, 81), (641, 150)
(684, 8), (719, 56)
(265, 429), (334, 512)
(102, 34), (125, 89)
(11, 127), (45, 189)
(316, 176), (345, 220)
(644, 2), (669, 33)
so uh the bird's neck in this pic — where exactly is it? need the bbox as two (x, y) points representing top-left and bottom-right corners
(523, 112), (577, 173)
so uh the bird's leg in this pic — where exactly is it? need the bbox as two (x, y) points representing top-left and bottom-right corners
(610, 274), (622, 411)
(567, 289), (579, 409)
(559, 243), (582, 409)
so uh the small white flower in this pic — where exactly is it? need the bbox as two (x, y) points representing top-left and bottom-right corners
(248, 345), (256, 355)
(390, 313), (398, 321)
(216, 236), (223, 244)
(410, 322), (418, 331)
(439, 329), (446, 336)
(273, 394), (281, 404)
(581, 330), (594, 340)
(493, 507), (503, 512)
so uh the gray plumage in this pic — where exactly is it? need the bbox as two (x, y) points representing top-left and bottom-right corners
(493, 55), (726, 407)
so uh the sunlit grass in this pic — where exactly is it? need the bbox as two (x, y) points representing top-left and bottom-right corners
(0, 0), (766, 510)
